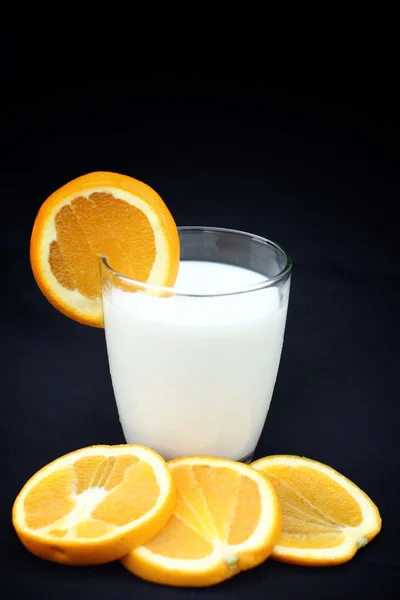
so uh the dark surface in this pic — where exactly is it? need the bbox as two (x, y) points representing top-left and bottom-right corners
(1, 37), (399, 599)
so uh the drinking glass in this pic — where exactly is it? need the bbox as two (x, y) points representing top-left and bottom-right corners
(101, 226), (292, 463)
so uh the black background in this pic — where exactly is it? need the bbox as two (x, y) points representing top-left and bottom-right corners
(1, 36), (399, 599)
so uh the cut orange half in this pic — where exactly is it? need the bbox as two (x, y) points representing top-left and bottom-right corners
(251, 455), (382, 566)
(30, 171), (180, 327)
(122, 456), (282, 588)
(12, 444), (176, 566)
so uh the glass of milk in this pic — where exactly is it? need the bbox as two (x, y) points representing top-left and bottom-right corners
(101, 227), (292, 463)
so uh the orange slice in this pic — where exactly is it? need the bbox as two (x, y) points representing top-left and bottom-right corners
(251, 455), (382, 566)
(30, 171), (180, 327)
(12, 444), (176, 566)
(121, 456), (282, 588)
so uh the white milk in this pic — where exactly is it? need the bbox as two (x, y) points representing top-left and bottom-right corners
(103, 261), (289, 461)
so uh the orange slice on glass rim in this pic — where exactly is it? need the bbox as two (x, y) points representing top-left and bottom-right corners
(30, 171), (180, 327)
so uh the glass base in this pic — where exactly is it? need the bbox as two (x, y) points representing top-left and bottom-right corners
(237, 451), (255, 464)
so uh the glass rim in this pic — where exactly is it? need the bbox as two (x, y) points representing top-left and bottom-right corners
(100, 226), (292, 298)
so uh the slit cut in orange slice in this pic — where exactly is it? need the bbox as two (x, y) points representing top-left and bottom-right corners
(12, 444), (176, 566)
(30, 171), (180, 327)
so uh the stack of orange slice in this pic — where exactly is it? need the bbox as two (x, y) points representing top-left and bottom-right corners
(12, 446), (381, 587)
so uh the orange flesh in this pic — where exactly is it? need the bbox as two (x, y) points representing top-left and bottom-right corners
(263, 466), (363, 549)
(24, 467), (76, 529)
(49, 192), (155, 299)
(145, 516), (214, 559)
(142, 465), (262, 557)
(23, 455), (160, 537)
(93, 462), (159, 525)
